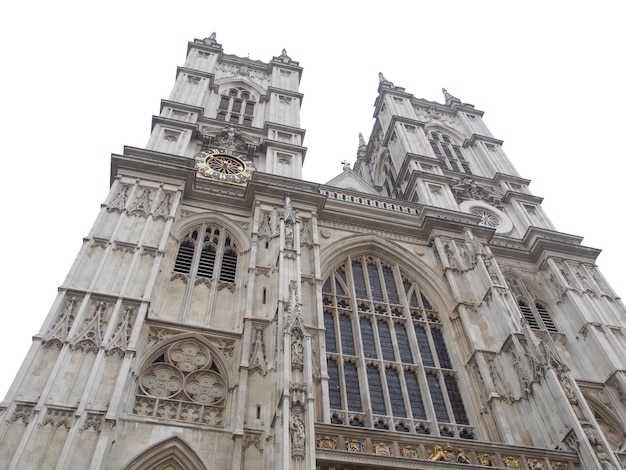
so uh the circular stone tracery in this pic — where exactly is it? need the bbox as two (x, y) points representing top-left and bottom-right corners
(167, 340), (211, 372)
(185, 370), (227, 405)
(470, 208), (500, 228)
(140, 364), (184, 398)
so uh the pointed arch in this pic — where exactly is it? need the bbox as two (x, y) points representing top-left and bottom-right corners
(172, 212), (250, 253)
(320, 233), (455, 312)
(131, 334), (231, 427)
(124, 436), (206, 470)
(321, 248), (472, 437)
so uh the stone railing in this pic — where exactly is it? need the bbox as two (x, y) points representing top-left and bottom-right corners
(320, 189), (421, 216)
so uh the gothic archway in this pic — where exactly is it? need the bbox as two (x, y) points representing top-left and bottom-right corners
(124, 436), (206, 470)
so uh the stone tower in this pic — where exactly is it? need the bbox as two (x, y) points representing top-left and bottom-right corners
(1, 35), (625, 470)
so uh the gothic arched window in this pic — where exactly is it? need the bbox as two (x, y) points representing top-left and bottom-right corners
(506, 276), (558, 332)
(323, 255), (471, 438)
(132, 339), (228, 426)
(428, 131), (472, 175)
(216, 87), (255, 126)
(173, 224), (239, 286)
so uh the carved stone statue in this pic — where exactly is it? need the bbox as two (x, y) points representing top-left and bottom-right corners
(289, 408), (305, 449)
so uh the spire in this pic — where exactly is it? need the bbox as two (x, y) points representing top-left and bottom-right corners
(202, 32), (221, 48)
(358, 133), (366, 148)
(442, 88), (461, 104)
(273, 48), (299, 66)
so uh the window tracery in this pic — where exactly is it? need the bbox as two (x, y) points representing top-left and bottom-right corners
(428, 131), (472, 175)
(133, 339), (227, 426)
(323, 255), (471, 437)
(173, 223), (239, 286)
(216, 87), (255, 126)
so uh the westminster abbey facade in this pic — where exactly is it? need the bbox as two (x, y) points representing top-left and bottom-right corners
(0, 34), (625, 469)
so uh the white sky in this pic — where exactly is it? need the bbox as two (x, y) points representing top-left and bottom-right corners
(1, 1), (624, 399)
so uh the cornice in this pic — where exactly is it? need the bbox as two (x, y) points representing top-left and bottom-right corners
(465, 134), (504, 147)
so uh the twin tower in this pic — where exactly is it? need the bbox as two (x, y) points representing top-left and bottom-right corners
(1, 34), (624, 470)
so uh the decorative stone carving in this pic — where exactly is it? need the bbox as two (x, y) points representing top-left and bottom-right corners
(128, 188), (153, 217)
(316, 435), (336, 449)
(108, 184), (130, 212)
(291, 328), (304, 370)
(107, 304), (136, 356)
(289, 406), (305, 450)
(300, 218), (313, 247)
(257, 211), (274, 240)
(428, 443), (452, 461)
(82, 413), (103, 431)
(450, 177), (503, 208)
(133, 338), (227, 426)
(44, 295), (80, 348)
(72, 300), (111, 353)
(478, 453), (496, 466)
(10, 404), (34, 423)
(243, 432), (263, 452)
(503, 456), (521, 469)
(153, 191), (173, 220)
(248, 325), (267, 376)
(43, 408), (73, 429)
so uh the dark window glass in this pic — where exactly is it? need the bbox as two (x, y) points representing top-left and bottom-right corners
(430, 141), (442, 156)
(345, 363), (362, 411)
(173, 240), (194, 274)
(231, 100), (242, 113)
(386, 368), (406, 417)
(421, 293), (433, 311)
(383, 266), (399, 303)
(324, 312), (336, 353)
(219, 96), (230, 110)
(327, 358), (342, 409)
(396, 323), (414, 363)
(431, 328), (452, 369)
(536, 302), (558, 332)
(415, 325), (434, 367)
(378, 321), (395, 361)
(405, 372), (426, 419)
(367, 365), (386, 415)
(368, 264), (384, 301)
(519, 300), (539, 329)
(219, 249), (237, 283)
(245, 102), (255, 115)
(445, 375), (469, 425)
(427, 373), (449, 422)
(339, 315), (355, 355)
(322, 278), (331, 294)
(242, 117), (252, 127)
(197, 245), (216, 278)
(352, 261), (367, 298)
(360, 318), (376, 358)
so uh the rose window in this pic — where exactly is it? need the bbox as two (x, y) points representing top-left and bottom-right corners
(133, 339), (227, 425)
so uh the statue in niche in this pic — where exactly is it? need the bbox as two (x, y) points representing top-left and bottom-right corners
(284, 222), (295, 250)
(291, 329), (304, 369)
(289, 407), (305, 449)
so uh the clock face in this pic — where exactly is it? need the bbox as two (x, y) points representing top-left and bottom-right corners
(194, 148), (256, 184)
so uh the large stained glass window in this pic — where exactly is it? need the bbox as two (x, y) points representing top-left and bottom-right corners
(323, 255), (472, 438)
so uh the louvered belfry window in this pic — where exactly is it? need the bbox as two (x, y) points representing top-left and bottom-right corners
(173, 224), (238, 285)
(428, 131), (472, 174)
(506, 276), (558, 332)
(323, 255), (471, 437)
